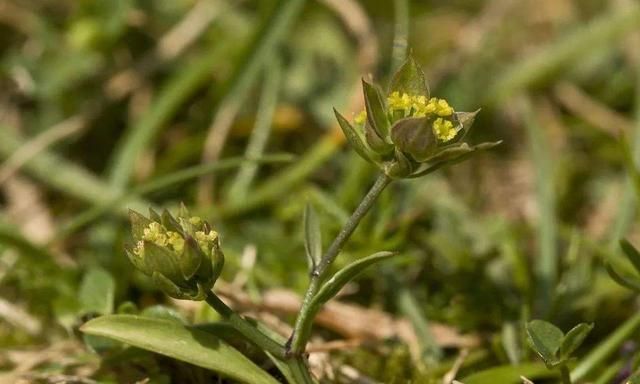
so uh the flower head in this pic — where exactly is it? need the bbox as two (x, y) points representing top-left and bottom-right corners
(127, 206), (224, 301)
(333, 55), (499, 178)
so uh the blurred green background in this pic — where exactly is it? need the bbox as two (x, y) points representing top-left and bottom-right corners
(1, 0), (640, 382)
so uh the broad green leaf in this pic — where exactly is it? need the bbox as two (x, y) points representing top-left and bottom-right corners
(525, 320), (564, 367)
(362, 79), (390, 138)
(311, 251), (396, 307)
(388, 55), (429, 97)
(79, 267), (115, 315)
(304, 203), (322, 271)
(605, 262), (640, 292)
(81, 315), (279, 384)
(559, 322), (593, 360)
(463, 363), (557, 384)
(621, 239), (640, 273)
(140, 305), (188, 324)
(333, 108), (374, 163)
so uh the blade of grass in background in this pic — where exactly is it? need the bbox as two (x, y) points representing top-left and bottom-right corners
(571, 312), (640, 382)
(0, 126), (125, 205)
(520, 97), (557, 316)
(216, 133), (342, 218)
(226, 56), (282, 202)
(53, 154), (293, 240)
(609, 53), (640, 245)
(487, 3), (640, 105)
(197, 0), (307, 201)
(107, 45), (230, 190)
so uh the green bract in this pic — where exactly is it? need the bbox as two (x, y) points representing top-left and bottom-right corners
(126, 206), (224, 301)
(334, 55), (499, 178)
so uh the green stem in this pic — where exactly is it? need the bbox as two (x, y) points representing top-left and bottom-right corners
(286, 358), (315, 384)
(560, 365), (571, 384)
(204, 292), (285, 360)
(287, 173), (392, 355)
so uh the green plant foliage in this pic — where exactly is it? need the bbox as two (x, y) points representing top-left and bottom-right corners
(526, 320), (593, 369)
(80, 315), (279, 384)
(4, 0), (640, 382)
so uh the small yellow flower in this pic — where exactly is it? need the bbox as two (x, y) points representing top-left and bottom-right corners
(195, 230), (218, 251)
(435, 99), (454, 116)
(432, 118), (457, 142)
(411, 95), (428, 117)
(354, 110), (367, 125)
(388, 91), (412, 111)
(167, 231), (185, 253)
(143, 222), (168, 246)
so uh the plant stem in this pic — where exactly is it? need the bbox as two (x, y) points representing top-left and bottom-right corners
(205, 292), (285, 360)
(286, 358), (316, 384)
(287, 173), (392, 355)
(560, 365), (572, 384)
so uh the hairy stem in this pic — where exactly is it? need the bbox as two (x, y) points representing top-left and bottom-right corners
(287, 173), (392, 355)
(205, 292), (285, 359)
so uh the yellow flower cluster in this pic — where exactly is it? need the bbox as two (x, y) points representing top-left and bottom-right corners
(387, 92), (454, 118)
(432, 118), (457, 142)
(134, 219), (218, 256)
(136, 222), (185, 254)
(195, 230), (218, 245)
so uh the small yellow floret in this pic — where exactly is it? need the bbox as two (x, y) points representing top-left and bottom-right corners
(354, 110), (367, 125)
(435, 99), (454, 116)
(167, 231), (185, 253)
(195, 230), (217, 243)
(143, 222), (168, 246)
(388, 91), (413, 111)
(432, 118), (457, 142)
(189, 216), (202, 225)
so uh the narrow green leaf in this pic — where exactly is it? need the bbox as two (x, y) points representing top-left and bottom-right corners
(303, 203), (322, 271)
(406, 141), (503, 178)
(621, 239), (640, 274)
(364, 121), (394, 154)
(559, 322), (593, 360)
(333, 108), (374, 163)
(525, 320), (564, 367)
(463, 363), (558, 384)
(388, 54), (429, 97)
(311, 251), (396, 307)
(605, 262), (640, 292)
(81, 315), (279, 384)
(362, 79), (391, 138)
(79, 267), (115, 315)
